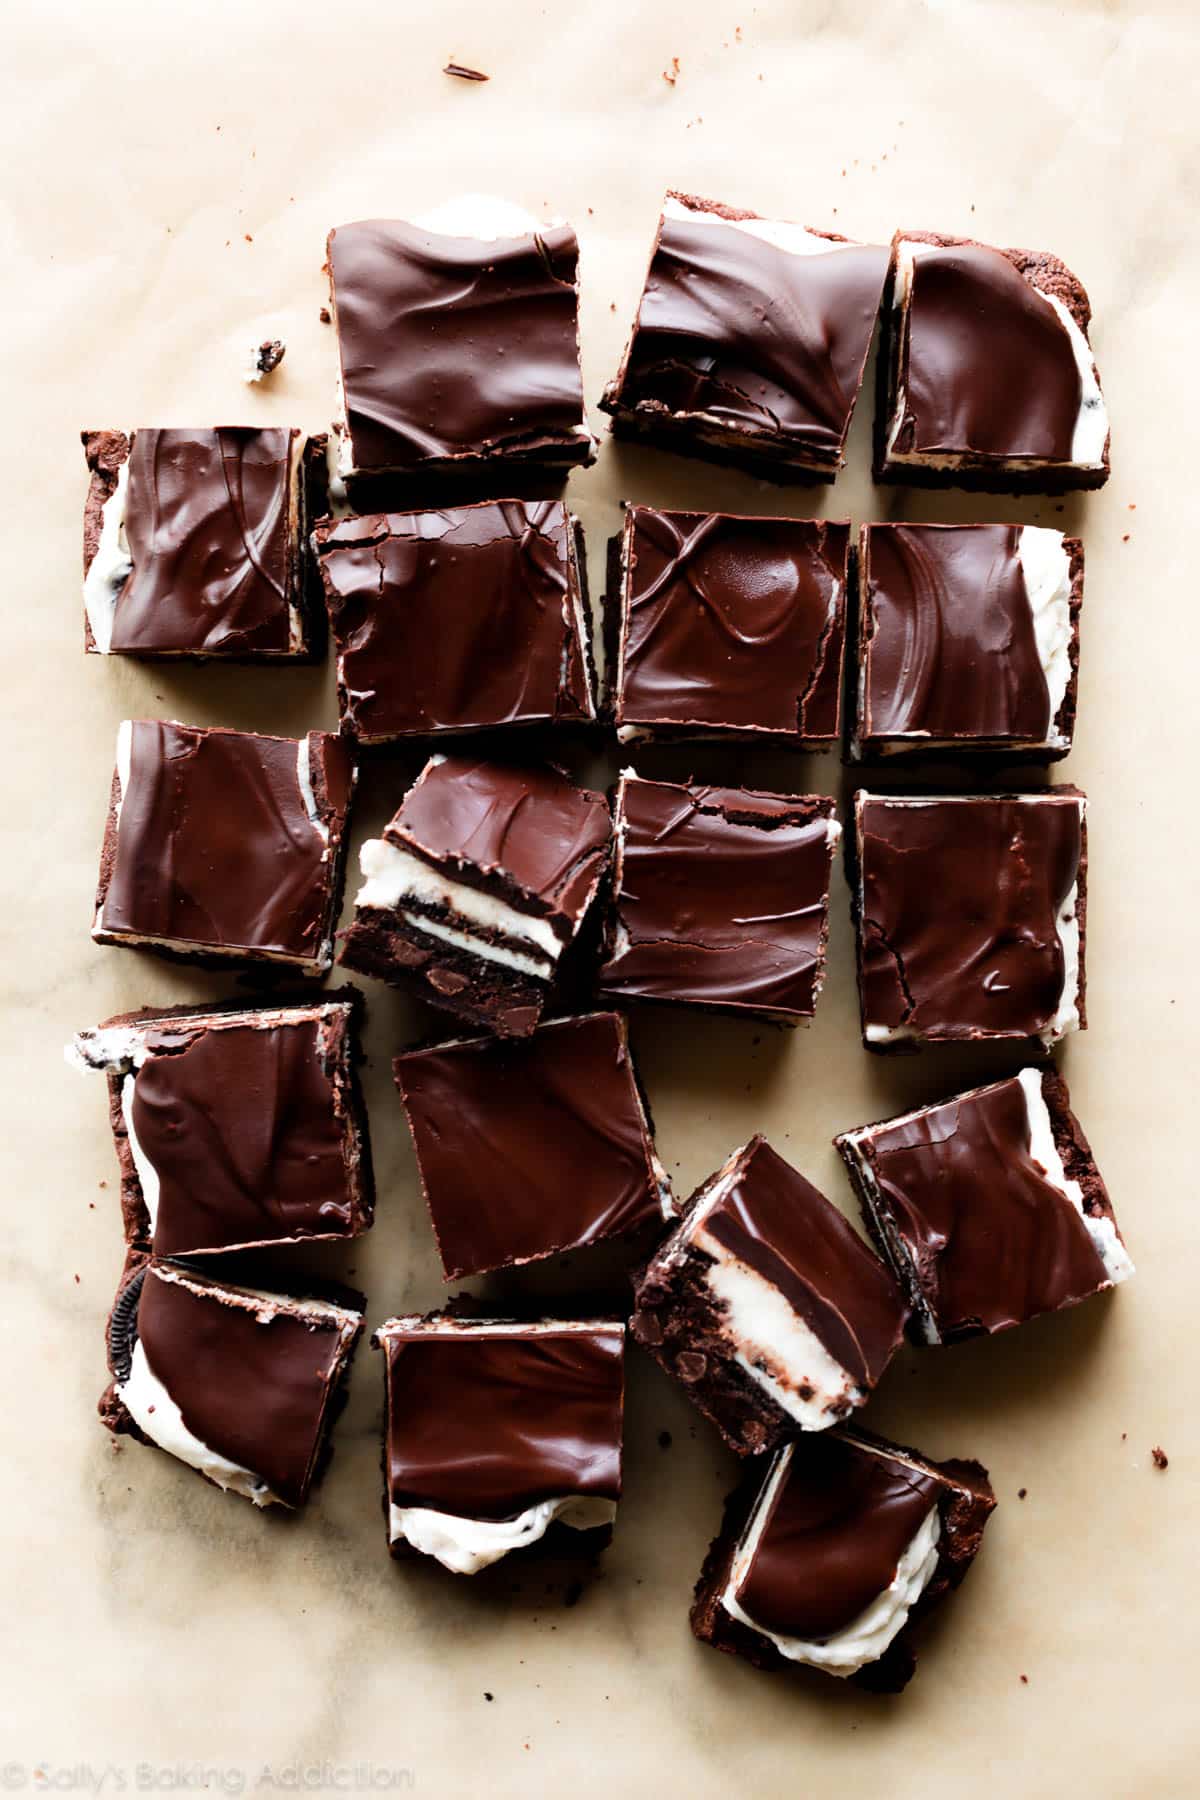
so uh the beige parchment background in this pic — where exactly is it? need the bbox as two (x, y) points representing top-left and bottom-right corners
(3, 0), (1197, 1793)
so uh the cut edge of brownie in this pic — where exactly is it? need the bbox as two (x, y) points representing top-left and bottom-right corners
(343, 905), (550, 1038)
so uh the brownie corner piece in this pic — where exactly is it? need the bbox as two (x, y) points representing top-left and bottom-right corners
(631, 1136), (906, 1455)
(690, 1427), (995, 1690)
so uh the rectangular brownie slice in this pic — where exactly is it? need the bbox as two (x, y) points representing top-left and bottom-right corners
(596, 774), (841, 1023)
(852, 789), (1087, 1050)
(68, 994), (374, 1259)
(835, 1066), (1133, 1343)
(690, 1426), (995, 1692)
(394, 1011), (673, 1279)
(312, 499), (596, 742)
(339, 754), (610, 1036)
(875, 230), (1110, 493)
(607, 506), (848, 746)
(851, 523), (1084, 760)
(81, 428), (328, 658)
(92, 720), (356, 975)
(631, 1136), (907, 1456)
(600, 191), (888, 481)
(373, 1312), (625, 1572)
(101, 1256), (363, 1509)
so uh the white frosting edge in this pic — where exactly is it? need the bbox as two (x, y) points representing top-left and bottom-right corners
(354, 838), (561, 966)
(295, 734), (329, 846)
(83, 458), (132, 653)
(1018, 526), (1075, 743)
(389, 1495), (616, 1575)
(411, 194), (558, 240)
(118, 1337), (281, 1506)
(662, 194), (845, 258)
(1016, 1068), (1134, 1282)
(120, 1072), (160, 1232)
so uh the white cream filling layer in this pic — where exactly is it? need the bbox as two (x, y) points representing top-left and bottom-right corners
(1040, 291), (1109, 467)
(1018, 526), (1074, 743)
(295, 735), (328, 846)
(83, 458), (133, 653)
(355, 838), (562, 967)
(117, 1337), (279, 1507)
(662, 195), (845, 258)
(721, 1444), (941, 1675)
(412, 194), (552, 239)
(389, 1495), (616, 1575)
(1016, 1068), (1134, 1282)
(120, 1073), (160, 1232)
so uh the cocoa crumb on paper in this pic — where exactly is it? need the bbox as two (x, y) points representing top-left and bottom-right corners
(662, 57), (680, 85)
(319, 307), (331, 324)
(1151, 1446), (1169, 1470)
(1017, 1487), (1027, 1499)
(445, 61), (489, 82)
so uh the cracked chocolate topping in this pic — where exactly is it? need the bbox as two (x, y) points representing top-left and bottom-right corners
(328, 217), (589, 472)
(381, 1324), (624, 1519)
(734, 1434), (941, 1641)
(313, 501), (591, 741)
(597, 776), (837, 1019)
(394, 1013), (667, 1278)
(614, 507), (848, 741)
(855, 791), (1085, 1043)
(98, 722), (355, 966)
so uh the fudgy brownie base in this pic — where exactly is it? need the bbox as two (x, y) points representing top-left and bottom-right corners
(601, 406), (835, 486)
(339, 905), (549, 1038)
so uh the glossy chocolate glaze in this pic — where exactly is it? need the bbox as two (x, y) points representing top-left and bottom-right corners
(381, 1324), (624, 1519)
(856, 791), (1085, 1043)
(314, 501), (591, 740)
(699, 1139), (908, 1390)
(846, 1074), (1112, 1338)
(388, 755), (610, 928)
(614, 508), (847, 741)
(597, 777), (837, 1019)
(394, 1013), (667, 1278)
(98, 722), (355, 966)
(860, 524), (1063, 744)
(605, 196), (888, 465)
(134, 1267), (359, 1507)
(735, 1434), (941, 1641)
(112, 428), (296, 654)
(328, 218), (589, 472)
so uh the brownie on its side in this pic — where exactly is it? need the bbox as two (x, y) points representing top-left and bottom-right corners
(852, 789), (1087, 1051)
(631, 1137), (907, 1456)
(92, 720), (356, 975)
(875, 230), (1110, 493)
(68, 995), (374, 1260)
(600, 191), (888, 481)
(596, 775), (841, 1023)
(373, 1313), (625, 1573)
(608, 506), (849, 747)
(339, 754), (610, 1037)
(327, 196), (593, 487)
(81, 428), (328, 658)
(312, 500), (596, 743)
(690, 1427), (996, 1692)
(835, 1067), (1133, 1344)
(101, 1258), (363, 1509)
(851, 523), (1084, 761)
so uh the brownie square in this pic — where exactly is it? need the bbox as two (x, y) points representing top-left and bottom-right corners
(340, 754), (610, 1036)
(608, 506), (849, 746)
(600, 191), (888, 480)
(394, 1011), (672, 1279)
(100, 1258), (363, 1509)
(852, 789), (1087, 1050)
(836, 1066), (1133, 1343)
(92, 721), (356, 975)
(875, 230), (1110, 493)
(373, 1313), (625, 1572)
(313, 500), (596, 743)
(852, 524), (1084, 761)
(690, 1426), (995, 1692)
(327, 198), (593, 485)
(631, 1136), (907, 1456)
(69, 995), (374, 1259)
(596, 774), (840, 1022)
(81, 428), (328, 658)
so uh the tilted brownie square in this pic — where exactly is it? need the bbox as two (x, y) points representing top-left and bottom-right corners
(875, 230), (1110, 493)
(394, 1011), (673, 1279)
(68, 995), (374, 1260)
(631, 1136), (907, 1456)
(608, 506), (849, 746)
(81, 428), (328, 658)
(851, 523), (1083, 760)
(690, 1426), (995, 1692)
(600, 191), (888, 480)
(327, 197), (593, 486)
(596, 774), (841, 1023)
(101, 1257), (363, 1509)
(852, 789), (1087, 1050)
(92, 720), (356, 975)
(373, 1313), (625, 1572)
(340, 754), (610, 1037)
(835, 1067), (1133, 1344)
(312, 500), (596, 743)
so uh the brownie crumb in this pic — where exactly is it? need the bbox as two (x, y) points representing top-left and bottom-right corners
(444, 61), (489, 81)
(246, 339), (286, 382)
(483, 1692), (494, 1702)
(319, 306), (331, 324)
(1017, 1487), (1027, 1499)
(1020, 1674), (1029, 1685)
(658, 1429), (673, 1450)
(662, 57), (680, 84)
(1151, 1446), (1169, 1470)
(563, 1580), (584, 1609)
